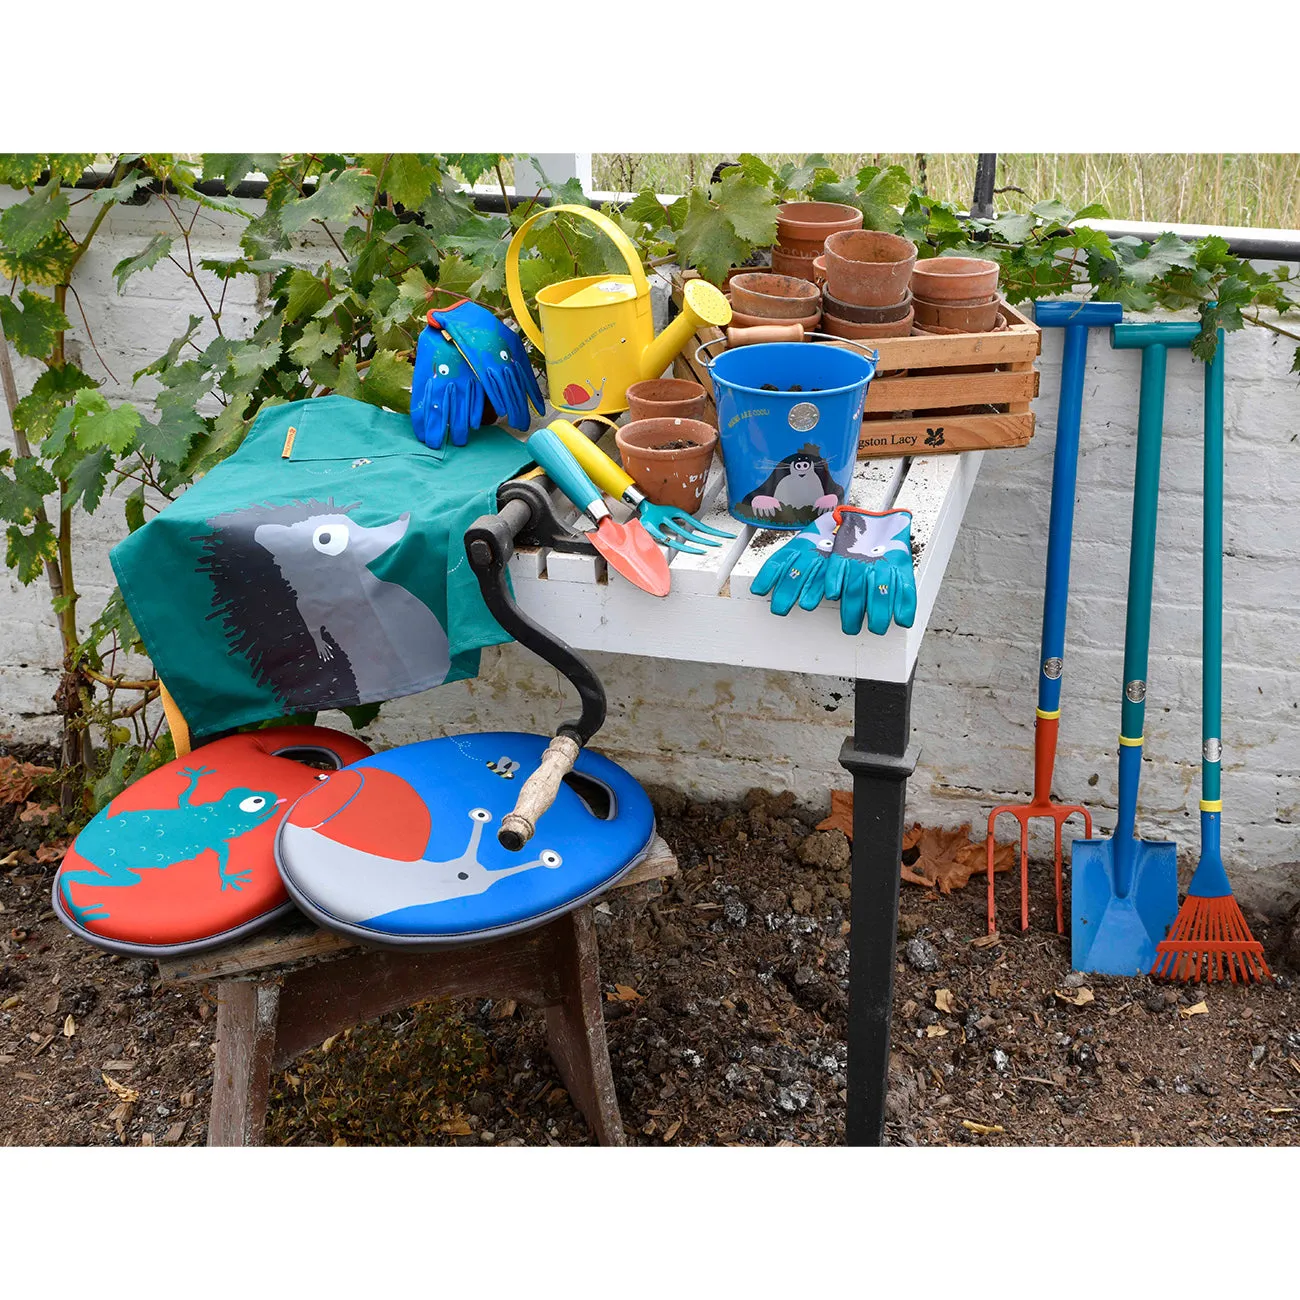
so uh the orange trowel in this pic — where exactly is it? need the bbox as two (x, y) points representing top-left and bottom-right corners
(526, 424), (671, 598)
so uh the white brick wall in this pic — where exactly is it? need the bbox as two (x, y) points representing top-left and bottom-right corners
(3, 193), (1298, 912)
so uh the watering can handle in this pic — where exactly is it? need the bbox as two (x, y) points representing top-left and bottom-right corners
(694, 333), (879, 367)
(505, 203), (652, 352)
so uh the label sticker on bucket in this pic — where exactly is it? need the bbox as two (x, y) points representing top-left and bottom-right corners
(788, 402), (820, 433)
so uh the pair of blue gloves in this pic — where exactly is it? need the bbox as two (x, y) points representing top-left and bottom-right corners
(750, 507), (916, 637)
(411, 299), (545, 448)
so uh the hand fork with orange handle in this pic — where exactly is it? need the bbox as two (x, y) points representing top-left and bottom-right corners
(985, 300), (1121, 934)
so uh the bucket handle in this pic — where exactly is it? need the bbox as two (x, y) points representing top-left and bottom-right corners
(505, 204), (651, 352)
(694, 332), (880, 369)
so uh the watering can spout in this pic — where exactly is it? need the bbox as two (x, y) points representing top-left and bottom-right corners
(640, 279), (732, 383)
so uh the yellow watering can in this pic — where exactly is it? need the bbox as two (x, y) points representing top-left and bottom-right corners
(505, 204), (732, 417)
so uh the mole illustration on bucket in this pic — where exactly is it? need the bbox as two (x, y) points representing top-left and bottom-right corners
(506, 205), (733, 417)
(697, 337), (878, 529)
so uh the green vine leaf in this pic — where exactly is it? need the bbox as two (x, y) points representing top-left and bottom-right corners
(91, 170), (153, 206)
(0, 154), (46, 186)
(68, 391), (143, 455)
(0, 451), (57, 524)
(0, 178), (71, 255)
(12, 363), (96, 440)
(360, 154), (442, 211)
(5, 518), (57, 584)
(0, 289), (71, 358)
(134, 315), (205, 382)
(64, 447), (114, 515)
(45, 154), (96, 184)
(1121, 231), (1200, 286)
(0, 227), (76, 286)
(200, 154), (282, 190)
(288, 319), (344, 366)
(113, 234), (175, 292)
(853, 165), (913, 233)
(280, 168), (378, 233)
(283, 268), (331, 323)
(359, 350), (413, 413)
(445, 154), (502, 185)
(124, 487), (146, 534)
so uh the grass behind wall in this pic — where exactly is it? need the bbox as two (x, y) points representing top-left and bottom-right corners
(588, 153), (1300, 230)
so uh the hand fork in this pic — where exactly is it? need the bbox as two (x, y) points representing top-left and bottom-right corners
(550, 419), (734, 555)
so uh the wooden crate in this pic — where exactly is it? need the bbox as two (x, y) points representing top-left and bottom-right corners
(670, 271), (1041, 458)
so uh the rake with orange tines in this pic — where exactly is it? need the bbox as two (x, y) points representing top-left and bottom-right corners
(1151, 328), (1271, 985)
(985, 301), (1119, 934)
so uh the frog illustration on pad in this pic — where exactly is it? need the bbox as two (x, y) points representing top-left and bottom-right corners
(59, 765), (282, 925)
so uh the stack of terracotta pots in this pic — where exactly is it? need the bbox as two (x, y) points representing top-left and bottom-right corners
(910, 256), (1003, 334)
(771, 202), (863, 280)
(727, 271), (822, 343)
(819, 230), (917, 340)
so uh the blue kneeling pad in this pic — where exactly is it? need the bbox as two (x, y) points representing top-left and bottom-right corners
(275, 732), (656, 946)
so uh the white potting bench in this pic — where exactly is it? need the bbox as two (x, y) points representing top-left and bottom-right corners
(503, 424), (985, 1145)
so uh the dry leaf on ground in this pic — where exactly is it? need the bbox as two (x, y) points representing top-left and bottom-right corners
(961, 1120), (1005, 1135)
(925, 1024), (949, 1038)
(607, 984), (643, 1003)
(901, 823), (1015, 894)
(935, 989), (955, 1013)
(1055, 987), (1095, 1007)
(1180, 1000), (1209, 1019)
(102, 1072), (139, 1103)
(817, 790), (854, 839)
(0, 757), (55, 804)
(19, 802), (58, 825)
(971, 931), (1002, 948)
(63, 1015), (75, 1037)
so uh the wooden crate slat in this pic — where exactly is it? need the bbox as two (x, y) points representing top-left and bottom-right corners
(859, 411), (1034, 457)
(864, 368), (1038, 412)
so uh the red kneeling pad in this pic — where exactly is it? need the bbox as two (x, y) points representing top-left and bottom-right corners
(53, 726), (373, 956)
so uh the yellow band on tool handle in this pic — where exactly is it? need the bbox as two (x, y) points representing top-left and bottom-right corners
(550, 419), (635, 500)
(505, 204), (650, 352)
(1118, 734), (1144, 747)
(1200, 799), (1223, 812)
(1036, 708), (1061, 720)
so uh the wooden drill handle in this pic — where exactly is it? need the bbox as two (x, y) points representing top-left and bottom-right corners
(727, 322), (805, 347)
(498, 735), (580, 851)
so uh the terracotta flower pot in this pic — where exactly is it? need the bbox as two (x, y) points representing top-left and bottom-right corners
(911, 292), (1001, 333)
(727, 303), (821, 333)
(811, 255), (827, 286)
(822, 230), (918, 308)
(616, 418), (718, 514)
(729, 272), (821, 320)
(909, 256), (1000, 303)
(912, 311), (1009, 336)
(822, 308), (915, 340)
(776, 201), (863, 255)
(625, 377), (709, 424)
(822, 286), (912, 324)
(770, 246), (820, 279)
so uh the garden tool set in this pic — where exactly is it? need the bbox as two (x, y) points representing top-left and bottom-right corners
(1071, 322), (1192, 976)
(1151, 332), (1271, 984)
(986, 300), (1119, 936)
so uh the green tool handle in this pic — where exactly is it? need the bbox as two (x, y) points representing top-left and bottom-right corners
(550, 419), (638, 503)
(1203, 331), (1225, 805)
(1119, 343), (1168, 749)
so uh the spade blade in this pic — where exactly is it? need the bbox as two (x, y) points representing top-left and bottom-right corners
(589, 518), (671, 597)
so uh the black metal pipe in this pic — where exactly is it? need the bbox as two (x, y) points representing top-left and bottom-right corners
(970, 153), (998, 222)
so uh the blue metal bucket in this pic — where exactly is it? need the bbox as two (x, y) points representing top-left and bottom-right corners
(700, 336), (877, 529)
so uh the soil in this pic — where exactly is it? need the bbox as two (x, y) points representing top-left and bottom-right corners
(651, 439), (699, 451)
(3, 779), (1298, 1148)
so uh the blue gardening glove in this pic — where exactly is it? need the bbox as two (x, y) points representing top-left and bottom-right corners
(749, 515), (837, 616)
(431, 300), (545, 432)
(823, 507), (916, 636)
(411, 316), (484, 448)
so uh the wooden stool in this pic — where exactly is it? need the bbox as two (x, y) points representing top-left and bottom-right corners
(157, 836), (676, 1147)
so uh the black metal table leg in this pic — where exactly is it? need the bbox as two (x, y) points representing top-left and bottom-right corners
(839, 672), (919, 1146)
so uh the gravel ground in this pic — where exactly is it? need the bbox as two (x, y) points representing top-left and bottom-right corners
(3, 778), (1299, 1147)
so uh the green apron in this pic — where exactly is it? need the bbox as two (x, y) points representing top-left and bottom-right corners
(112, 395), (532, 738)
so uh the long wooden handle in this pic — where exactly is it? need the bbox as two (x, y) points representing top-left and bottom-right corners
(498, 735), (580, 851)
(727, 323), (805, 347)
